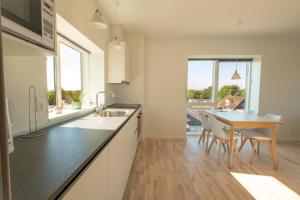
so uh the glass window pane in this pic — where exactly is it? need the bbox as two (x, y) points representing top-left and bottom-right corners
(187, 60), (214, 102)
(186, 60), (214, 135)
(218, 61), (248, 112)
(46, 56), (56, 106)
(60, 43), (82, 91)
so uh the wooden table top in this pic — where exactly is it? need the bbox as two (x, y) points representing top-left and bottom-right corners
(205, 110), (283, 124)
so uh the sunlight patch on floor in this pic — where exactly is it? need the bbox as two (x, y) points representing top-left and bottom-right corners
(231, 172), (300, 200)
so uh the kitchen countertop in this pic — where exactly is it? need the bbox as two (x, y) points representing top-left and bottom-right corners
(9, 104), (141, 200)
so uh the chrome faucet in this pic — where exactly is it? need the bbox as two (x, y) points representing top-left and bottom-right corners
(96, 91), (105, 113)
(96, 91), (116, 113)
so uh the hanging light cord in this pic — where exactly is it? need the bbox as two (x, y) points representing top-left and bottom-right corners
(235, 20), (243, 71)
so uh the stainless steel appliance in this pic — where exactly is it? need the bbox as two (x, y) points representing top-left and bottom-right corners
(1, 0), (55, 50)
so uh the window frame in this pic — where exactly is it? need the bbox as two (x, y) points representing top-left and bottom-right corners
(56, 36), (87, 102)
(187, 58), (252, 112)
(47, 35), (90, 119)
(46, 56), (58, 107)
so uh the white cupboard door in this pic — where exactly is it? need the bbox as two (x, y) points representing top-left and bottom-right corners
(108, 42), (128, 83)
(109, 126), (130, 200)
(61, 147), (109, 200)
(129, 111), (139, 165)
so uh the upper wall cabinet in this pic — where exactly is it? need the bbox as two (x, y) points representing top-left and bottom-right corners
(107, 42), (130, 84)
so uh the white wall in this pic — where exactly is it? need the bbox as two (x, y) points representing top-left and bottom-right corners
(143, 36), (300, 141)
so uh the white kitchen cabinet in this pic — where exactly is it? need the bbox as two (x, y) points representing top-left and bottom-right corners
(60, 109), (140, 200)
(61, 146), (109, 200)
(109, 109), (140, 200)
(107, 42), (130, 83)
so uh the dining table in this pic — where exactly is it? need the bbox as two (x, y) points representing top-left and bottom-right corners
(205, 110), (283, 169)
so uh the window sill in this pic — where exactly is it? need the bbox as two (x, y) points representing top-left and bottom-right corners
(48, 107), (95, 122)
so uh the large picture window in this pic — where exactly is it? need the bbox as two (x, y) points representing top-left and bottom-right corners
(186, 58), (252, 134)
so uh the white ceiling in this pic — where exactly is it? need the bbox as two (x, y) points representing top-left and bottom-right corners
(99, 0), (300, 36)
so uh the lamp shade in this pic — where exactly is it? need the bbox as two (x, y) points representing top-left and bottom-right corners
(231, 70), (241, 80)
(91, 10), (107, 30)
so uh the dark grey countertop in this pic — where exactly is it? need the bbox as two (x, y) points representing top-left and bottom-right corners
(9, 104), (141, 200)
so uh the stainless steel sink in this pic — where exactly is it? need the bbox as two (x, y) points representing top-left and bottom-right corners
(98, 110), (127, 117)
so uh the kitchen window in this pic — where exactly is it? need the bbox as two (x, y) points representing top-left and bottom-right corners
(59, 42), (83, 105)
(47, 35), (89, 119)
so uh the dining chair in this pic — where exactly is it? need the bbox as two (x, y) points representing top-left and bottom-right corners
(207, 114), (239, 164)
(239, 113), (282, 164)
(198, 111), (212, 151)
(239, 110), (257, 147)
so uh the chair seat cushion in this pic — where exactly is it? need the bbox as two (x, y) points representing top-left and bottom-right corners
(240, 129), (271, 140)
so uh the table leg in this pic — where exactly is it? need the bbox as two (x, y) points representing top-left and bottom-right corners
(228, 126), (235, 169)
(271, 126), (278, 169)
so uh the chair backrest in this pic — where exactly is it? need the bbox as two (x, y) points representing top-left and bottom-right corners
(207, 114), (228, 139)
(198, 111), (211, 130)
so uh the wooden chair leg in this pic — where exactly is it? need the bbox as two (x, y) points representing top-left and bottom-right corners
(226, 141), (229, 150)
(217, 140), (222, 164)
(250, 139), (254, 147)
(198, 129), (206, 144)
(222, 143), (227, 153)
(207, 136), (216, 153)
(257, 141), (260, 155)
(250, 139), (257, 164)
(240, 135), (244, 145)
(205, 131), (210, 152)
(202, 129), (207, 143)
(239, 136), (248, 152)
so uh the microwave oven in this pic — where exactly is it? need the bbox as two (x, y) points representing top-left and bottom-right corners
(1, 0), (55, 51)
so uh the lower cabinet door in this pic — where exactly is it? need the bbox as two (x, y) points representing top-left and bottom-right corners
(109, 110), (139, 200)
(109, 127), (129, 200)
(61, 147), (109, 200)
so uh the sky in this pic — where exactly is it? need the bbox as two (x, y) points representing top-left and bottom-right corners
(187, 60), (247, 90)
(47, 43), (82, 91)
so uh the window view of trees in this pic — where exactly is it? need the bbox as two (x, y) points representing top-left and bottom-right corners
(187, 85), (245, 101)
(187, 87), (212, 100)
(217, 85), (244, 101)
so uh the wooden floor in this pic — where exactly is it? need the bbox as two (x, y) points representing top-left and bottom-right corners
(123, 137), (300, 200)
